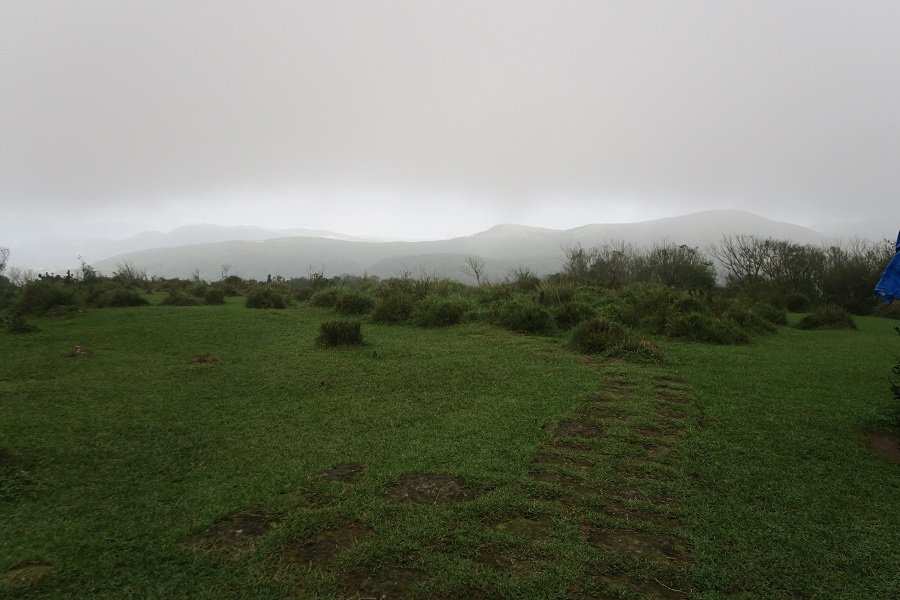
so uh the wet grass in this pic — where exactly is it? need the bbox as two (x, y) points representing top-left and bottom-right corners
(1, 300), (898, 598)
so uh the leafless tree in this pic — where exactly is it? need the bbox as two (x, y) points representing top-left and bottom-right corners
(0, 247), (10, 275)
(461, 255), (487, 285)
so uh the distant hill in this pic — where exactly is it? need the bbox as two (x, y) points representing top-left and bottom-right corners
(92, 209), (828, 282)
(10, 224), (368, 271)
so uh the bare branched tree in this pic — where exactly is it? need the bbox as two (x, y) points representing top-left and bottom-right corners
(461, 255), (487, 285)
(0, 247), (10, 275)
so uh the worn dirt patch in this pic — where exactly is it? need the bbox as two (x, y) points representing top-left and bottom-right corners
(657, 388), (690, 403)
(190, 508), (277, 549)
(3, 562), (55, 587)
(283, 522), (370, 568)
(317, 462), (364, 483)
(528, 468), (598, 495)
(585, 528), (688, 563)
(599, 574), (689, 600)
(555, 418), (604, 439)
(489, 515), (554, 538)
(383, 473), (481, 504)
(190, 353), (219, 363)
(339, 565), (425, 599)
(66, 346), (90, 357)
(865, 433), (900, 463)
(475, 542), (540, 572)
(656, 405), (688, 420)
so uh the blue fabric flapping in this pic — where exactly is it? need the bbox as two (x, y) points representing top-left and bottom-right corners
(874, 231), (900, 304)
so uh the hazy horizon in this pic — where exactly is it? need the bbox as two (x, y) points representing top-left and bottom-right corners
(3, 1), (899, 247)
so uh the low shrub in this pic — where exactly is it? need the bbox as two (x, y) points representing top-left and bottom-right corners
(161, 291), (203, 306)
(493, 298), (555, 333)
(17, 280), (76, 315)
(309, 287), (341, 308)
(334, 290), (375, 315)
(414, 295), (469, 327)
(86, 286), (149, 308)
(784, 292), (811, 312)
(4, 312), (37, 334)
(245, 287), (290, 309)
(570, 316), (663, 361)
(724, 303), (777, 334)
(666, 312), (749, 344)
(552, 300), (595, 329)
(796, 305), (857, 330)
(371, 292), (415, 323)
(316, 320), (363, 347)
(203, 288), (226, 305)
(872, 301), (900, 320)
(753, 301), (788, 326)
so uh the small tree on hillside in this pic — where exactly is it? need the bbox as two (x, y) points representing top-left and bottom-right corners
(462, 255), (487, 285)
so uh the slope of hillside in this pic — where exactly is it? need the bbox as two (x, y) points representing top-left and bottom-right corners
(90, 210), (828, 281)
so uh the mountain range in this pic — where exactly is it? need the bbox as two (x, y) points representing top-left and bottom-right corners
(8, 209), (896, 282)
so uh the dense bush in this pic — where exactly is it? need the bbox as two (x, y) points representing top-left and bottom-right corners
(493, 298), (555, 333)
(371, 291), (415, 323)
(309, 287), (341, 308)
(784, 292), (811, 312)
(203, 288), (226, 305)
(334, 290), (375, 315)
(3, 312), (37, 334)
(666, 312), (749, 344)
(796, 305), (857, 330)
(245, 287), (290, 309)
(86, 286), (149, 308)
(16, 280), (76, 315)
(316, 320), (363, 347)
(551, 300), (595, 329)
(570, 316), (663, 361)
(873, 301), (900, 320)
(752, 301), (788, 326)
(414, 295), (469, 326)
(161, 290), (203, 306)
(724, 303), (777, 334)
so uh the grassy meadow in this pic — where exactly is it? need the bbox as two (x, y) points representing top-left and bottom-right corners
(1, 298), (898, 599)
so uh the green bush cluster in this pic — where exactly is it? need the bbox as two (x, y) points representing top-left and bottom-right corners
(570, 317), (663, 361)
(245, 287), (290, 309)
(796, 305), (857, 330)
(316, 320), (364, 347)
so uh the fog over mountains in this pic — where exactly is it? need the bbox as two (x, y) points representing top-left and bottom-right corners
(7, 209), (896, 282)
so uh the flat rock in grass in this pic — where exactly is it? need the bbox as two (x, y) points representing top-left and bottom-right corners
(283, 522), (370, 568)
(585, 527), (689, 564)
(339, 565), (425, 599)
(865, 433), (900, 464)
(555, 418), (604, 439)
(191, 508), (277, 549)
(66, 346), (90, 357)
(3, 562), (54, 587)
(316, 462), (364, 483)
(382, 473), (481, 504)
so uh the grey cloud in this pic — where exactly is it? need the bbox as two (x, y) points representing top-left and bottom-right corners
(1, 0), (899, 241)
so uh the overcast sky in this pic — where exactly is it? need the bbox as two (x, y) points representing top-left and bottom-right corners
(2, 0), (899, 244)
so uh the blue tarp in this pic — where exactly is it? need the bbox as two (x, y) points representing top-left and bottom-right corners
(874, 231), (900, 304)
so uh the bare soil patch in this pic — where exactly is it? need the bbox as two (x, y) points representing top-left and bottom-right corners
(283, 522), (370, 568)
(383, 473), (481, 504)
(190, 508), (277, 549)
(585, 527), (688, 564)
(489, 515), (554, 538)
(190, 353), (219, 363)
(555, 418), (604, 439)
(475, 542), (539, 572)
(317, 462), (364, 483)
(66, 346), (90, 357)
(339, 565), (425, 599)
(865, 433), (900, 464)
(599, 574), (689, 600)
(3, 562), (54, 587)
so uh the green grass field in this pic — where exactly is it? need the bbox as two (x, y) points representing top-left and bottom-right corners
(2, 300), (898, 599)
